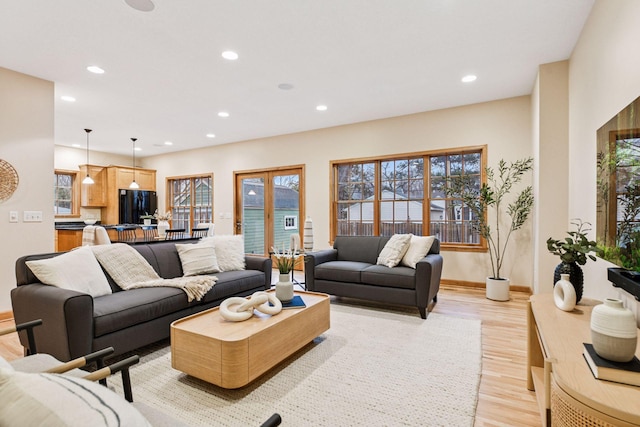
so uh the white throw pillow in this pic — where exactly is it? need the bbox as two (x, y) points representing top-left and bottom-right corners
(376, 234), (412, 268)
(0, 368), (151, 427)
(176, 240), (220, 276)
(25, 246), (112, 297)
(401, 235), (436, 269)
(201, 235), (246, 272)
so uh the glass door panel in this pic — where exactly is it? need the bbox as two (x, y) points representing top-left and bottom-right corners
(272, 173), (300, 252)
(240, 176), (265, 255)
(235, 168), (304, 257)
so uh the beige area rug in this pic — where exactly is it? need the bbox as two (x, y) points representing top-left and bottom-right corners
(113, 304), (482, 426)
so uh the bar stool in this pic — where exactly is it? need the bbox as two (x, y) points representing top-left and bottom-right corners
(115, 226), (137, 243)
(141, 225), (158, 241)
(165, 229), (186, 240)
(190, 227), (209, 238)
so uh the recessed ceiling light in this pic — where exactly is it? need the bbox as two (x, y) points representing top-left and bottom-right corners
(316, 105), (328, 111)
(72, 143), (82, 148)
(461, 75), (477, 83)
(278, 83), (294, 90)
(164, 141), (173, 146)
(87, 65), (105, 74)
(206, 133), (216, 138)
(61, 95), (76, 102)
(218, 111), (230, 118)
(221, 51), (239, 60)
(125, 0), (155, 12)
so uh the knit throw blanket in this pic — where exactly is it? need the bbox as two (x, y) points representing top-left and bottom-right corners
(91, 244), (216, 302)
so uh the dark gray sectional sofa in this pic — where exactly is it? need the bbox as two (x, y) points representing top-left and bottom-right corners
(12, 239), (272, 361)
(304, 236), (443, 318)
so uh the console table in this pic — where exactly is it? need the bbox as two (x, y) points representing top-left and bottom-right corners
(527, 293), (640, 426)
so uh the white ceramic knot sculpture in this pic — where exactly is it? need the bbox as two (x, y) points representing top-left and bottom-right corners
(219, 291), (283, 322)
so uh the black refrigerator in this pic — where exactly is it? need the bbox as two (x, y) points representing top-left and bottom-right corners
(119, 189), (157, 224)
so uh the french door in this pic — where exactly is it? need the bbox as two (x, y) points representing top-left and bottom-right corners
(234, 166), (305, 256)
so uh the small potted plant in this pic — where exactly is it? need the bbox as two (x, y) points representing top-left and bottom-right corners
(271, 243), (299, 302)
(546, 218), (602, 303)
(140, 212), (154, 226)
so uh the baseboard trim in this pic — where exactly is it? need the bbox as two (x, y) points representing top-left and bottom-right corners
(0, 311), (14, 322)
(441, 279), (531, 294)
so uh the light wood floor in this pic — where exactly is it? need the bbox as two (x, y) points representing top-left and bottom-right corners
(0, 284), (540, 426)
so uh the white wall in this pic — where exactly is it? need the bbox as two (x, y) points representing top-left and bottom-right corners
(0, 67), (54, 311)
(568, 0), (640, 308)
(531, 61), (570, 294)
(145, 96), (534, 288)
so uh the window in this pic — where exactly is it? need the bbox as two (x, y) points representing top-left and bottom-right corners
(331, 146), (486, 249)
(54, 170), (79, 217)
(167, 174), (213, 231)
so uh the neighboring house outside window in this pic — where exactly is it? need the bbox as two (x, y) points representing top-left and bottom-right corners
(331, 146), (486, 250)
(54, 170), (80, 217)
(167, 174), (213, 231)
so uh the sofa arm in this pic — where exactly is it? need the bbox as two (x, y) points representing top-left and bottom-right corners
(10, 284), (94, 362)
(245, 255), (273, 289)
(304, 249), (338, 291)
(415, 253), (444, 310)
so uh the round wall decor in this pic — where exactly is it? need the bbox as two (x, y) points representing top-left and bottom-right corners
(0, 159), (19, 202)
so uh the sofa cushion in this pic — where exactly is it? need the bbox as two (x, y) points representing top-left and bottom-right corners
(25, 246), (112, 298)
(376, 234), (412, 267)
(361, 264), (417, 289)
(202, 235), (246, 272)
(333, 236), (390, 264)
(0, 368), (150, 427)
(176, 240), (220, 276)
(93, 287), (189, 337)
(201, 270), (267, 303)
(401, 235), (436, 269)
(315, 261), (372, 283)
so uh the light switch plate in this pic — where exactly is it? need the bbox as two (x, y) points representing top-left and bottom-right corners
(23, 211), (43, 222)
(9, 211), (18, 223)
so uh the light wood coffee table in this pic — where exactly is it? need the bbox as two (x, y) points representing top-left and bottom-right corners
(170, 290), (330, 389)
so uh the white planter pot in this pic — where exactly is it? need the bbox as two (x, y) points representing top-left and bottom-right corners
(143, 219), (151, 226)
(275, 273), (294, 302)
(486, 277), (510, 301)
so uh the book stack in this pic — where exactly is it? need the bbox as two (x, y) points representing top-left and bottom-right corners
(583, 343), (640, 387)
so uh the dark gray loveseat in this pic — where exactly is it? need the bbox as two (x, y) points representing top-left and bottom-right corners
(304, 236), (443, 318)
(12, 239), (272, 361)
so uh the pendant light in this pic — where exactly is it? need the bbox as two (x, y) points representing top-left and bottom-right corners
(129, 137), (140, 189)
(82, 129), (95, 184)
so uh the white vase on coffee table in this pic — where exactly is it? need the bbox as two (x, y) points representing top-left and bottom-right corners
(275, 273), (294, 302)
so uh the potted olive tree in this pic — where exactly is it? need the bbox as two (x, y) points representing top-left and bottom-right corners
(547, 219), (602, 303)
(445, 157), (534, 301)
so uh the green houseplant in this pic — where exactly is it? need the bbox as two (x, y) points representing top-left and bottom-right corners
(445, 157), (534, 300)
(547, 219), (602, 303)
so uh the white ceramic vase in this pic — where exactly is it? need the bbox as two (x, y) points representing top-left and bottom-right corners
(303, 217), (314, 252)
(553, 274), (576, 312)
(590, 298), (638, 362)
(275, 273), (294, 302)
(486, 277), (510, 301)
(157, 220), (169, 238)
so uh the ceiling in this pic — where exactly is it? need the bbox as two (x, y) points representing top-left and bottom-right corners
(0, 0), (594, 157)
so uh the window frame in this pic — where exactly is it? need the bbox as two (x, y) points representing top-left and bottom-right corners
(330, 145), (487, 252)
(54, 169), (80, 218)
(166, 173), (214, 231)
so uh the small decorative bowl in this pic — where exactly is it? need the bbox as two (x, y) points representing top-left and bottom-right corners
(84, 219), (97, 225)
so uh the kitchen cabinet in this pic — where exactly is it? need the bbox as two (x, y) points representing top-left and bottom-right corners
(79, 164), (106, 206)
(102, 166), (157, 225)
